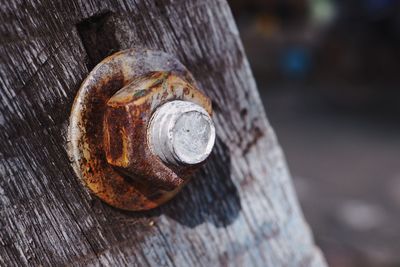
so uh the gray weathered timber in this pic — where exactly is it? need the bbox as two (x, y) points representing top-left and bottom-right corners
(0, 0), (326, 266)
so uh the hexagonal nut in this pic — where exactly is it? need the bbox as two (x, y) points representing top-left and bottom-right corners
(103, 71), (212, 191)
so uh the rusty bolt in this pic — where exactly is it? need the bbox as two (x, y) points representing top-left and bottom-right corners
(69, 49), (214, 211)
(148, 100), (215, 166)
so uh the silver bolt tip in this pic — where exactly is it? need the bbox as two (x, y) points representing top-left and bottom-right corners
(148, 100), (216, 166)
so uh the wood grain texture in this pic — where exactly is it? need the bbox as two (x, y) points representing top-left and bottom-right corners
(0, 0), (326, 266)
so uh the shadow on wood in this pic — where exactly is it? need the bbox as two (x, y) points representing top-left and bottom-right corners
(161, 136), (241, 228)
(110, 136), (241, 228)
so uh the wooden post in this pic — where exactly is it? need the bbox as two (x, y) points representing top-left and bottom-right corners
(0, 0), (326, 266)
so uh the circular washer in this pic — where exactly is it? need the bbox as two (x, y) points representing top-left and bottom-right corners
(68, 49), (198, 211)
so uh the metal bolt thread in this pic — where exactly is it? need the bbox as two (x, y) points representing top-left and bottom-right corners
(148, 100), (216, 166)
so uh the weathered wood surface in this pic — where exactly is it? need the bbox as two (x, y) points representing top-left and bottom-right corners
(0, 0), (326, 266)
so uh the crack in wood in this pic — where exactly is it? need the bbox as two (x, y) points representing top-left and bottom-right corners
(76, 11), (121, 68)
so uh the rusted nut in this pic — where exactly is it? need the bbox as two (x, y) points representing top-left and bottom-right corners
(103, 71), (213, 191)
(69, 49), (214, 211)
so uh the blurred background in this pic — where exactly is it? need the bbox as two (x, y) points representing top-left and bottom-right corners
(228, 0), (400, 266)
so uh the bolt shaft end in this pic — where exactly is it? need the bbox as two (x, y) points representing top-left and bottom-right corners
(148, 100), (215, 166)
